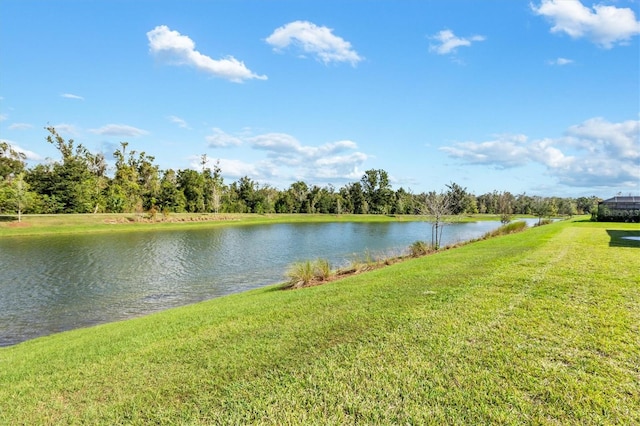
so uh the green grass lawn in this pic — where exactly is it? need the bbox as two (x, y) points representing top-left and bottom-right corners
(1, 219), (638, 424)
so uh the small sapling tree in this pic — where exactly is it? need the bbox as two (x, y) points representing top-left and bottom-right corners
(420, 190), (452, 250)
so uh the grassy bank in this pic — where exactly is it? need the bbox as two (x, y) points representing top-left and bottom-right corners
(0, 212), (511, 237)
(1, 219), (638, 424)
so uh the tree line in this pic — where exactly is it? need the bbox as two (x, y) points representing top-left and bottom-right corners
(1, 127), (600, 219)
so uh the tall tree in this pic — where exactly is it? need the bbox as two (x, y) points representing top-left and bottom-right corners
(201, 156), (224, 213)
(110, 142), (141, 212)
(531, 196), (552, 224)
(275, 190), (295, 213)
(31, 127), (101, 213)
(137, 152), (160, 211)
(576, 196), (599, 215)
(255, 184), (278, 214)
(109, 142), (160, 213)
(0, 141), (26, 179)
(237, 176), (258, 212)
(158, 169), (186, 213)
(361, 169), (393, 214)
(177, 169), (205, 212)
(445, 182), (475, 215)
(314, 185), (335, 214)
(344, 182), (366, 214)
(289, 181), (309, 213)
(393, 187), (416, 214)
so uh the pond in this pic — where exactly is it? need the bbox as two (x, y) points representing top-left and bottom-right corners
(0, 220), (517, 346)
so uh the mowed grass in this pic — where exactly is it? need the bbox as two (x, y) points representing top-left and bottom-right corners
(0, 219), (638, 424)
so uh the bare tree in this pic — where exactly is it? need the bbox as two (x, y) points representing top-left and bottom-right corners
(420, 190), (452, 250)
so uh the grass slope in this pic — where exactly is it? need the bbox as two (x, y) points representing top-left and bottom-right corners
(1, 220), (638, 424)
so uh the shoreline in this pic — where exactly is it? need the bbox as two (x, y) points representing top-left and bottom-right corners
(0, 212), (518, 237)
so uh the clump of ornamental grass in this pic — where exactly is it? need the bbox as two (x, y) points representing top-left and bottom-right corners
(286, 260), (314, 289)
(409, 240), (432, 257)
(285, 259), (333, 289)
(313, 258), (332, 281)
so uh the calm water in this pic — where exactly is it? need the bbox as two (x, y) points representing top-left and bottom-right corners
(0, 221), (509, 346)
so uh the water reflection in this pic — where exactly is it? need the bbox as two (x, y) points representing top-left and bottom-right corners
(1, 220), (512, 346)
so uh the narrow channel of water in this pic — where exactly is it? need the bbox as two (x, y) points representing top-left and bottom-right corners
(0, 220), (523, 346)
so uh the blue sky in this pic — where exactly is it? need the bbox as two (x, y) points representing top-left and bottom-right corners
(1, 0), (638, 198)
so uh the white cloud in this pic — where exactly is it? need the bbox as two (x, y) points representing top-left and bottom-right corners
(429, 29), (486, 55)
(167, 115), (190, 129)
(147, 25), (267, 83)
(439, 134), (530, 168)
(206, 128), (243, 147)
(266, 21), (363, 65)
(565, 117), (639, 160)
(203, 128), (369, 184)
(248, 133), (368, 182)
(61, 93), (84, 100)
(1, 140), (43, 161)
(0, 114), (7, 122)
(529, 138), (575, 169)
(207, 158), (262, 178)
(219, 159), (261, 178)
(52, 123), (80, 136)
(14, 146), (43, 161)
(548, 57), (574, 65)
(193, 155), (281, 181)
(90, 124), (149, 137)
(441, 117), (640, 189)
(249, 133), (301, 154)
(8, 123), (32, 130)
(248, 133), (361, 164)
(532, 0), (640, 48)
(313, 152), (368, 180)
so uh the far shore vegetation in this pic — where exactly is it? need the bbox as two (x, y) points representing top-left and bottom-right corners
(0, 211), (537, 238)
(2, 128), (597, 227)
(1, 219), (638, 424)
